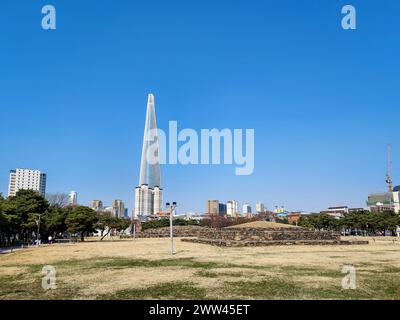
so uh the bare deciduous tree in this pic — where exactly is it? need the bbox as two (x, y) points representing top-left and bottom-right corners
(46, 193), (69, 208)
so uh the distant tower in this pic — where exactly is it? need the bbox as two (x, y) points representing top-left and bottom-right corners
(91, 200), (103, 211)
(219, 203), (227, 215)
(134, 94), (163, 219)
(112, 199), (125, 218)
(68, 191), (78, 206)
(243, 203), (252, 214)
(226, 200), (238, 217)
(206, 200), (219, 215)
(256, 202), (265, 213)
(386, 144), (393, 192)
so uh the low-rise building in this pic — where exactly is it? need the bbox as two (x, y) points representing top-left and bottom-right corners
(320, 206), (349, 218)
(367, 192), (400, 213)
(287, 212), (302, 225)
(320, 206), (367, 218)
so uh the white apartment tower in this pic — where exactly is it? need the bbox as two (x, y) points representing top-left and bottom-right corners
(243, 203), (252, 214)
(226, 200), (238, 217)
(256, 202), (265, 213)
(8, 168), (47, 197)
(134, 94), (163, 219)
(153, 186), (163, 216)
(68, 191), (78, 206)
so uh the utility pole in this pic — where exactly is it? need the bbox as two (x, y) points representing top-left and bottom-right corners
(166, 202), (177, 256)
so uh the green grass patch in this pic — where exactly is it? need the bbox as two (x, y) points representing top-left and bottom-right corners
(0, 273), (79, 300)
(103, 282), (207, 300)
(221, 265), (400, 300)
(195, 270), (220, 278)
(225, 278), (306, 299)
(93, 257), (228, 269)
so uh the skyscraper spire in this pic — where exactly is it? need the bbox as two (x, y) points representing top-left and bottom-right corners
(139, 93), (161, 188)
(134, 94), (163, 219)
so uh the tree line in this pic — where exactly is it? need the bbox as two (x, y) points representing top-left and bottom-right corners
(0, 190), (130, 247)
(297, 210), (400, 236)
(142, 218), (199, 230)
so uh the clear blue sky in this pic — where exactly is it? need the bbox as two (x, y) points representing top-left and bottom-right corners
(1, 0), (399, 214)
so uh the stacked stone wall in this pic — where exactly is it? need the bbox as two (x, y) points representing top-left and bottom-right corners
(132, 225), (368, 246)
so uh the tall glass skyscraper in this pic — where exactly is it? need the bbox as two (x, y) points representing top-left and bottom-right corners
(134, 94), (163, 219)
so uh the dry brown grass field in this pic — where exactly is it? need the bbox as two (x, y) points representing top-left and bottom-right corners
(1, 237), (400, 300)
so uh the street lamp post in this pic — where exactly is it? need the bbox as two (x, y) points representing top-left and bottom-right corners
(166, 202), (177, 256)
(36, 213), (41, 247)
(130, 218), (136, 239)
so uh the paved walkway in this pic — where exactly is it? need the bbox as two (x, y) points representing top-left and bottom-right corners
(0, 245), (32, 254)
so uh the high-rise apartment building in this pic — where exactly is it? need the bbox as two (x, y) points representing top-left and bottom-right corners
(68, 191), (78, 206)
(134, 94), (163, 219)
(112, 199), (125, 218)
(219, 203), (227, 215)
(367, 192), (400, 213)
(226, 200), (238, 217)
(91, 200), (103, 211)
(256, 202), (265, 213)
(206, 200), (219, 215)
(8, 168), (47, 197)
(153, 186), (162, 216)
(243, 203), (252, 214)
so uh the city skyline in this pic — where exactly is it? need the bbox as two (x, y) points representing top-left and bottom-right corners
(1, 1), (400, 214)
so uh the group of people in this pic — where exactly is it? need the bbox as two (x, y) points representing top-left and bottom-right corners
(32, 236), (53, 246)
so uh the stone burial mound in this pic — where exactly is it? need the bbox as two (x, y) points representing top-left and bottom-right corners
(134, 225), (207, 238)
(180, 221), (369, 247)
